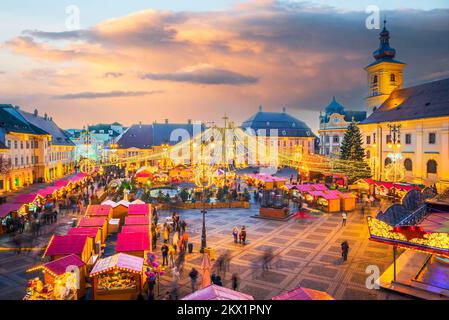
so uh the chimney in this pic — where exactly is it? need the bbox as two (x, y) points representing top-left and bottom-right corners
(34, 109), (38, 117)
(44, 113), (48, 120)
(187, 119), (192, 125)
(139, 121), (142, 128)
(14, 106), (19, 110)
(165, 119), (169, 124)
(258, 105), (263, 112)
(282, 107), (287, 113)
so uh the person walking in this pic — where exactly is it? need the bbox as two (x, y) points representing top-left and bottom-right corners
(341, 211), (347, 227)
(163, 224), (170, 244)
(161, 243), (169, 267)
(168, 244), (175, 268)
(188, 267), (199, 293)
(341, 241), (349, 262)
(173, 230), (180, 253)
(232, 226), (239, 243)
(231, 273), (239, 291)
(182, 232), (189, 253)
(239, 226), (247, 245)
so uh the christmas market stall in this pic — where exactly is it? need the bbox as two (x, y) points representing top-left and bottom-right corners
(85, 204), (113, 221)
(0, 203), (24, 235)
(128, 203), (152, 217)
(124, 216), (150, 226)
(116, 232), (150, 258)
(121, 225), (150, 234)
(77, 217), (109, 243)
(43, 234), (93, 263)
(25, 254), (86, 300)
(316, 192), (341, 213)
(101, 200), (128, 224)
(14, 193), (44, 215)
(181, 284), (254, 300)
(327, 190), (357, 211)
(68, 227), (103, 249)
(90, 253), (144, 300)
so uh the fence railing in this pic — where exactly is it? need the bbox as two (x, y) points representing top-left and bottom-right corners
(395, 204), (428, 226)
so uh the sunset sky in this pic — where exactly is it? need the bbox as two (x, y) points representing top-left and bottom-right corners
(1, 0), (448, 133)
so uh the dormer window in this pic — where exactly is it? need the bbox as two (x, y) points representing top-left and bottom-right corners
(372, 75), (378, 85)
(390, 74), (396, 82)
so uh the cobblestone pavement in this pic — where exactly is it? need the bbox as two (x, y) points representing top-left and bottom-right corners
(0, 203), (411, 300)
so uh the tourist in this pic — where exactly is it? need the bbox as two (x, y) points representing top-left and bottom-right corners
(232, 226), (239, 243)
(163, 223), (170, 243)
(231, 273), (239, 291)
(341, 211), (347, 226)
(173, 230), (180, 253)
(189, 267), (199, 293)
(215, 275), (223, 286)
(239, 226), (247, 245)
(182, 232), (189, 253)
(180, 220), (187, 235)
(161, 243), (169, 267)
(168, 244), (176, 268)
(341, 241), (349, 262)
(361, 205), (365, 218)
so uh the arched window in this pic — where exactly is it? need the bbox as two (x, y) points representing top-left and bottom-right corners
(385, 157), (392, 167)
(366, 150), (371, 159)
(372, 75), (378, 84)
(404, 158), (412, 171)
(390, 74), (396, 82)
(427, 160), (437, 174)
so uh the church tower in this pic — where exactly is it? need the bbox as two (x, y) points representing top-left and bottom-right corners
(365, 20), (406, 115)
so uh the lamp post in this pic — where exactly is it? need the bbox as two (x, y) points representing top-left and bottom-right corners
(387, 124), (402, 201)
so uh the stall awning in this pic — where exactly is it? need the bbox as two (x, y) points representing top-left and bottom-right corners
(90, 253), (144, 276)
(128, 204), (150, 216)
(44, 235), (89, 257)
(181, 284), (254, 300)
(272, 287), (334, 300)
(116, 232), (150, 253)
(0, 203), (23, 218)
(38, 186), (59, 197)
(311, 184), (328, 191)
(296, 184), (312, 192)
(13, 194), (40, 204)
(27, 254), (85, 277)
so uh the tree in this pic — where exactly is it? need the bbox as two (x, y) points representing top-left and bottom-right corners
(339, 121), (371, 183)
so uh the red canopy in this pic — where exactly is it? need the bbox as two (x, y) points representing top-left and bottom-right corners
(311, 184), (328, 191)
(68, 227), (100, 238)
(28, 254), (85, 277)
(44, 235), (89, 257)
(13, 194), (39, 204)
(0, 203), (23, 218)
(116, 232), (150, 253)
(78, 217), (107, 228)
(121, 225), (149, 234)
(38, 186), (59, 197)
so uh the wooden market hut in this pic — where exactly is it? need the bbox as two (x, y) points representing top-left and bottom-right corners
(68, 227), (103, 248)
(316, 193), (341, 213)
(90, 253), (144, 300)
(27, 254), (87, 299)
(43, 235), (93, 263)
(116, 232), (150, 258)
(101, 200), (128, 225)
(128, 204), (151, 217)
(85, 204), (113, 220)
(77, 217), (109, 242)
(0, 203), (24, 235)
(327, 190), (357, 211)
(124, 216), (150, 226)
(121, 225), (150, 234)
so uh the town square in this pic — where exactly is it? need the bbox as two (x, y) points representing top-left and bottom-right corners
(0, 0), (448, 304)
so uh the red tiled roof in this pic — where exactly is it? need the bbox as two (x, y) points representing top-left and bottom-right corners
(78, 217), (107, 228)
(116, 232), (149, 252)
(44, 235), (88, 257)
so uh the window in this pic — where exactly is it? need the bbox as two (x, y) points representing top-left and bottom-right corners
(332, 135), (339, 143)
(366, 136), (371, 145)
(14, 141), (18, 149)
(405, 134), (412, 145)
(372, 75), (378, 85)
(373, 133), (376, 144)
(427, 160), (437, 174)
(390, 74), (396, 82)
(366, 150), (371, 159)
(26, 141), (29, 149)
(429, 133), (436, 144)
(14, 157), (18, 167)
(404, 158), (412, 171)
(325, 136), (330, 143)
(35, 141), (39, 148)
(7, 140), (11, 148)
(385, 157), (392, 167)
(20, 141), (23, 149)
(386, 135), (392, 144)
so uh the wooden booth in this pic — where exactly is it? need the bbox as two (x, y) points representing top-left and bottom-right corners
(85, 204), (113, 220)
(116, 232), (150, 258)
(26, 254), (86, 300)
(78, 217), (109, 242)
(316, 193), (341, 213)
(90, 253), (144, 300)
(44, 234), (93, 264)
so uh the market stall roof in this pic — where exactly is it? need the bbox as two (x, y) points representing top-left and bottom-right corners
(27, 254), (85, 277)
(44, 235), (89, 257)
(320, 193), (340, 200)
(0, 203), (23, 218)
(78, 217), (107, 228)
(311, 184), (328, 191)
(125, 216), (149, 225)
(68, 227), (100, 238)
(116, 232), (150, 253)
(13, 193), (40, 204)
(296, 184), (312, 192)
(90, 253), (144, 276)
(132, 199), (145, 205)
(272, 287), (334, 300)
(121, 225), (150, 234)
(306, 191), (326, 197)
(38, 186), (59, 197)
(101, 200), (118, 208)
(128, 204), (151, 216)
(85, 204), (112, 217)
(53, 180), (70, 187)
(181, 284), (254, 300)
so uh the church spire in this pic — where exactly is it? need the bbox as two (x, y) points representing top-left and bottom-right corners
(373, 18), (396, 60)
